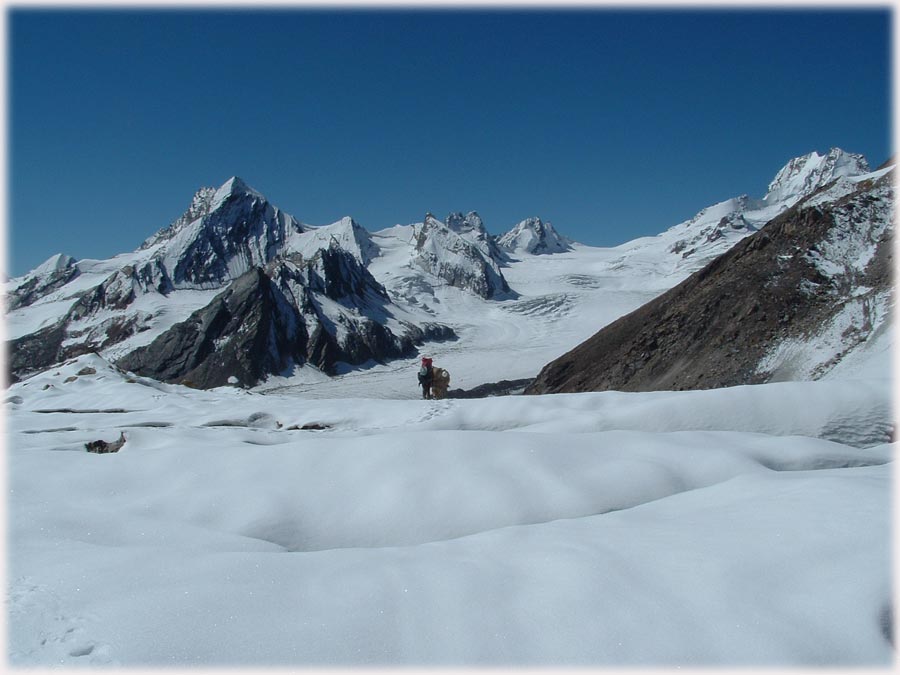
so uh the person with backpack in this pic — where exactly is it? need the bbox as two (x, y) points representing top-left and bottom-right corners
(417, 357), (434, 399)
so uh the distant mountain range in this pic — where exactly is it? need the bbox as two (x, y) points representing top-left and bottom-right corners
(5, 147), (891, 392)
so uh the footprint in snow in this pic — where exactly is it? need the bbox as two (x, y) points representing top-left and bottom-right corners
(418, 399), (455, 424)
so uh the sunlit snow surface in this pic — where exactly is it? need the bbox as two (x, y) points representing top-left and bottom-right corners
(6, 352), (893, 667)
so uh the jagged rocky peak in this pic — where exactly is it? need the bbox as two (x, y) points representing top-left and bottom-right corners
(498, 217), (572, 255)
(147, 176), (305, 288)
(413, 212), (511, 299)
(764, 148), (869, 204)
(142, 176), (285, 252)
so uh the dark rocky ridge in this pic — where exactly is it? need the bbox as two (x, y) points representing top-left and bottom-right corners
(526, 171), (894, 394)
(115, 250), (456, 389)
(116, 267), (307, 389)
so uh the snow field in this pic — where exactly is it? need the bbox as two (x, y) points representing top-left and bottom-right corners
(5, 354), (894, 666)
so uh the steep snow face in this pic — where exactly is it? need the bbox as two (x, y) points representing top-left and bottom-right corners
(289, 217), (380, 266)
(159, 178), (305, 287)
(497, 217), (572, 255)
(135, 177), (306, 289)
(210, 176), (266, 211)
(764, 148), (869, 205)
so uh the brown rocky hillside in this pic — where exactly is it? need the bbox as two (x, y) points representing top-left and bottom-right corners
(526, 169), (894, 394)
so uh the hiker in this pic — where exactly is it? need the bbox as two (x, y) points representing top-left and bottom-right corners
(417, 357), (434, 399)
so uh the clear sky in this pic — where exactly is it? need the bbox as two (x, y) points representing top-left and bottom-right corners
(7, 6), (892, 277)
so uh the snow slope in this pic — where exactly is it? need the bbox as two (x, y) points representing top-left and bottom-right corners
(6, 353), (893, 666)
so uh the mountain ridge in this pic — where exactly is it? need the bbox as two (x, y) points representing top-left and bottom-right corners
(6, 148), (889, 391)
(525, 163), (894, 394)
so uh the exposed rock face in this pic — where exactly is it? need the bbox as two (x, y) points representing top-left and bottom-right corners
(412, 213), (511, 299)
(116, 267), (307, 389)
(526, 168), (894, 394)
(8, 321), (68, 385)
(116, 249), (456, 389)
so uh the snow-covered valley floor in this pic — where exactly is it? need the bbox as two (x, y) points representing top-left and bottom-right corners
(5, 353), (894, 667)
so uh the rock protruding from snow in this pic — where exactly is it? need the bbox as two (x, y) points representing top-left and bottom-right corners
(411, 213), (511, 299)
(764, 148), (870, 205)
(498, 217), (572, 255)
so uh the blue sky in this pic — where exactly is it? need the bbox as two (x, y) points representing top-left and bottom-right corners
(8, 7), (892, 276)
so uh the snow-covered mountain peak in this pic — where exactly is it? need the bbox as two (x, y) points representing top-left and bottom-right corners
(764, 148), (869, 205)
(29, 253), (77, 280)
(211, 176), (265, 210)
(497, 217), (572, 255)
(290, 216), (379, 266)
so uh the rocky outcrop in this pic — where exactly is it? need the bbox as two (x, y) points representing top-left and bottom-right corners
(526, 168), (894, 394)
